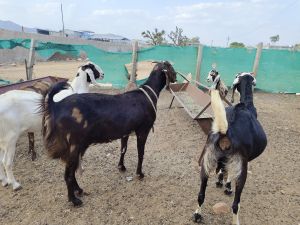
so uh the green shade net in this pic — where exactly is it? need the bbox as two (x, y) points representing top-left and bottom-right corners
(200, 46), (256, 87)
(0, 39), (300, 92)
(257, 49), (300, 93)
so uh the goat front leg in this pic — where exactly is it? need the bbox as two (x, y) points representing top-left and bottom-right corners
(0, 150), (8, 187)
(232, 160), (247, 225)
(135, 128), (151, 179)
(28, 132), (36, 161)
(3, 139), (21, 191)
(193, 165), (209, 223)
(118, 135), (129, 172)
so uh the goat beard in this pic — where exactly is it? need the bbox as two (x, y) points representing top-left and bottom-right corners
(231, 85), (237, 103)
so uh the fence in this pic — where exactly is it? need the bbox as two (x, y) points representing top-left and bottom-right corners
(0, 38), (299, 93)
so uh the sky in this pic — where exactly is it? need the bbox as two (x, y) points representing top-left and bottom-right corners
(0, 0), (299, 47)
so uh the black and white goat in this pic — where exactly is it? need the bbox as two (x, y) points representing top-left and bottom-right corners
(207, 69), (228, 98)
(40, 61), (177, 206)
(0, 62), (103, 191)
(193, 72), (267, 225)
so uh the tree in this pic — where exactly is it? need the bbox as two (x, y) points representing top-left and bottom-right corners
(141, 28), (166, 45)
(229, 42), (245, 48)
(270, 35), (280, 45)
(168, 26), (189, 46)
(188, 36), (200, 45)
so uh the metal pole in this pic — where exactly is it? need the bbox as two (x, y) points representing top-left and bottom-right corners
(27, 39), (36, 80)
(252, 42), (263, 77)
(195, 43), (203, 85)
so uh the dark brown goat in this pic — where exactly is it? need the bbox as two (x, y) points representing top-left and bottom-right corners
(40, 61), (176, 206)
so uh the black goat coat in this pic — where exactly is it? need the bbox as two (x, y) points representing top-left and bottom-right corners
(225, 103), (267, 161)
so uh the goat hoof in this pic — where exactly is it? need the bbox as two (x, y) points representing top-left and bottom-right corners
(13, 184), (22, 191)
(72, 198), (83, 207)
(192, 213), (203, 223)
(216, 181), (223, 188)
(75, 188), (83, 197)
(224, 189), (233, 196)
(1, 179), (8, 187)
(137, 173), (144, 180)
(118, 165), (126, 172)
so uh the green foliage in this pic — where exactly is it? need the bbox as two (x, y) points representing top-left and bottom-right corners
(141, 29), (166, 45)
(229, 42), (245, 48)
(168, 26), (189, 46)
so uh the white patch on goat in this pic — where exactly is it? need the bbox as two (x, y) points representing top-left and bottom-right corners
(202, 143), (218, 176)
(226, 154), (242, 182)
(70, 145), (76, 153)
(194, 205), (202, 214)
(72, 108), (83, 123)
(83, 120), (88, 128)
(232, 204), (240, 225)
(211, 90), (228, 134)
(66, 133), (71, 143)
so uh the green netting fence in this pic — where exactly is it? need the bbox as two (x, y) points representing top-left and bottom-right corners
(0, 39), (299, 92)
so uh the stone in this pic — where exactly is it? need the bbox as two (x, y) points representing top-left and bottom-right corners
(212, 202), (231, 214)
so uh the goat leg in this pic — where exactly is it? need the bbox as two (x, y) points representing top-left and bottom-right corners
(232, 160), (247, 225)
(28, 132), (36, 161)
(136, 129), (150, 179)
(64, 156), (82, 206)
(193, 165), (208, 223)
(118, 135), (129, 172)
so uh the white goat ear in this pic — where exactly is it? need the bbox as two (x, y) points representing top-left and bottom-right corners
(232, 77), (240, 86)
(252, 77), (257, 86)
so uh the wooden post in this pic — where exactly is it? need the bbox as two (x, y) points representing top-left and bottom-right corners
(252, 42), (263, 77)
(27, 39), (36, 80)
(195, 43), (203, 85)
(126, 40), (138, 91)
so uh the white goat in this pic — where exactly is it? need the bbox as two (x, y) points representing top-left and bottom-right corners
(0, 62), (104, 190)
(53, 62), (104, 102)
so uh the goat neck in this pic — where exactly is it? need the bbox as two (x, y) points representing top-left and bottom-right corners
(142, 69), (167, 97)
(238, 78), (253, 104)
(71, 71), (89, 94)
(238, 78), (257, 117)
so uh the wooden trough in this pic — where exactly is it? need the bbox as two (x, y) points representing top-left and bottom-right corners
(169, 72), (232, 134)
(0, 76), (68, 95)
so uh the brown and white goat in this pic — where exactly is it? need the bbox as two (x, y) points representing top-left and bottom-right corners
(193, 73), (267, 225)
(207, 69), (228, 98)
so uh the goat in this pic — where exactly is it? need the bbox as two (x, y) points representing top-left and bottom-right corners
(193, 73), (267, 225)
(40, 61), (177, 206)
(53, 62), (104, 102)
(207, 69), (228, 98)
(0, 62), (103, 191)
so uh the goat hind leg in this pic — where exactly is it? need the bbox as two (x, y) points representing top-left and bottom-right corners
(0, 150), (8, 187)
(232, 161), (247, 225)
(118, 135), (129, 172)
(28, 132), (36, 161)
(3, 140), (21, 191)
(193, 165), (209, 223)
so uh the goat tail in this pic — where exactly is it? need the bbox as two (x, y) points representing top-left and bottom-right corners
(39, 81), (70, 160)
(211, 89), (228, 134)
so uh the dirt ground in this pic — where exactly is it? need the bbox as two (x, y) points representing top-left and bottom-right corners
(0, 62), (299, 225)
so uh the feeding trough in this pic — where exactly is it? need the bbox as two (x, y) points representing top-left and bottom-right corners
(168, 72), (232, 133)
(0, 76), (68, 95)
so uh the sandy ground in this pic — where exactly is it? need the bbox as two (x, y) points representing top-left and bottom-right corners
(0, 62), (299, 225)
(0, 61), (83, 82)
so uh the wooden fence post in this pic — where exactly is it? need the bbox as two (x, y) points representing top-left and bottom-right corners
(27, 39), (36, 80)
(195, 43), (203, 85)
(126, 40), (138, 91)
(252, 42), (263, 77)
